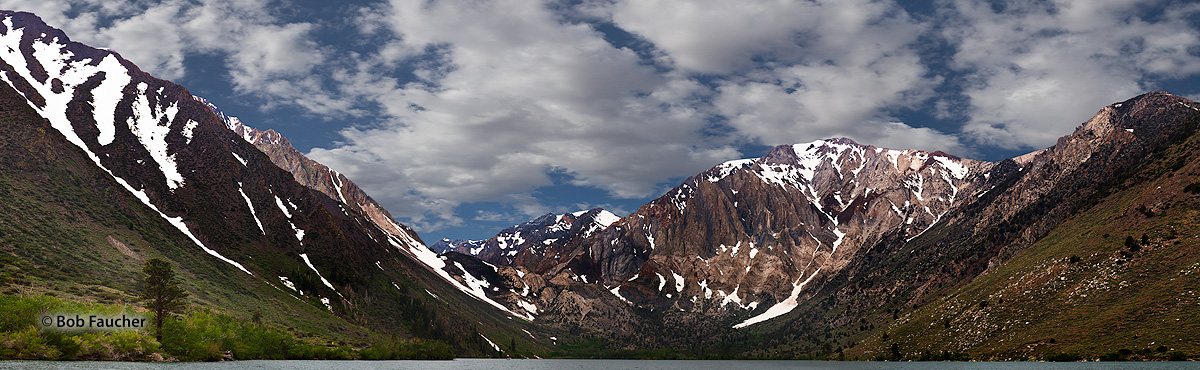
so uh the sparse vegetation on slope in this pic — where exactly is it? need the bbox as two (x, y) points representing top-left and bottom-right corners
(849, 108), (1200, 361)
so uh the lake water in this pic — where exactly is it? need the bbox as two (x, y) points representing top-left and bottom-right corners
(3, 360), (1200, 370)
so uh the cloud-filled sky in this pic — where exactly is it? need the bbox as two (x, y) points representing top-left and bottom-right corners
(8, 0), (1200, 242)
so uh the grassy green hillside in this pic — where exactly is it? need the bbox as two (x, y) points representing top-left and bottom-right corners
(850, 124), (1200, 361)
(0, 294), (454, 360)
(0, 75), (389, 344)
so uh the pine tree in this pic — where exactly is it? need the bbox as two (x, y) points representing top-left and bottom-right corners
(141, 258), (189, 343)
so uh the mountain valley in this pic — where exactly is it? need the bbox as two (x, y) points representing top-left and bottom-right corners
(0, 9), (1198, 361)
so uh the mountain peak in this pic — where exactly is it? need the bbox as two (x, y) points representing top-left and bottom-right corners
(1108, 90), (1198, 118)
(1062, 90), (1200, 153)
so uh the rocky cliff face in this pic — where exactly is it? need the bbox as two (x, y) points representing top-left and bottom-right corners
(457, 137), (1016, 339)
(565, 139), (1013, 323)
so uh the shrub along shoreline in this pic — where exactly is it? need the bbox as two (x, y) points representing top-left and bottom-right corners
(0, 294), (453, 361)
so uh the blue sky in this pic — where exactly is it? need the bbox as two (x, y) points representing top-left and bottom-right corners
(8, 0), (1200, 243)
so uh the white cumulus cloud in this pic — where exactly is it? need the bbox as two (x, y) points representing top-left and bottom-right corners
(307, 0), (740, 229)
(606, 0), (964, 154)
(9, 0), (1200, 231)
(943, 0), (1200, 149)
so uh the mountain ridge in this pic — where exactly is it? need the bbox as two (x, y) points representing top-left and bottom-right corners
(438, 133), (1013, 346)
(3, 7), (1200, 360)
(438, 91), (1200, 355)
(0, 10), (556, 357)
(743, 90), (1200, 359)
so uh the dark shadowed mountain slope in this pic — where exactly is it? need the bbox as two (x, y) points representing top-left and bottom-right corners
(193, 93), (561, 341)
(194, 96), (425, 247)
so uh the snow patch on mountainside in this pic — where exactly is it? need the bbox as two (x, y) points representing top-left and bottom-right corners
(595, 210), (621, 227)
(480, 334), (501, 353)
(733, 269), (821, 328)
(933, 156), (969, 179)
(517, 299), (539, 315)
(91, 56), (130, 146)
(274, 195), (293, 218)
(278, 276), (298, 293)
(232, 152), (247, 166)
(708, 159), (755, 182)
(127, 82), (184, 189)
(497, 231), (525, 250)
(609, 285), (632, 304)
(454, 261), (491, 296)
(0, 19), (250, 275)
(385, 232), (534, 321)
(299, 253), (339, 296)
(238, 184), (265, 234)
(274, 195), (305, 241)
(329, 170), (348, 204)
(582, 209), (621, 238)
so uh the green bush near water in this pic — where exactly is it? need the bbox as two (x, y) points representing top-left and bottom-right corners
(0, 295), (160, 360)
(0, 294), (452, 361)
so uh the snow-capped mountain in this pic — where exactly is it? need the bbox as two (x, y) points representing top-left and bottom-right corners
(430, 238), (487, 254)
(0, 10), (553, 355)
(772, 91), (1200, 358)
(432, 208), (621, 266)
(423, 208), (623, 320)
(461, 91), (1200, 350)
(0, 8), (386, 304)
(0, 10), (270, 276)
(479, 137), (1011, 329)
